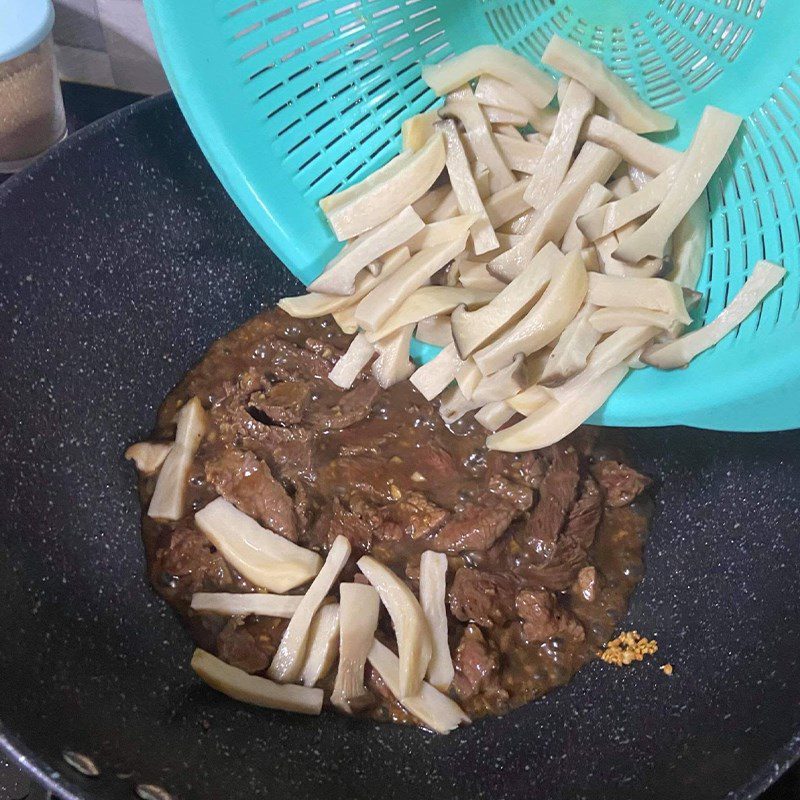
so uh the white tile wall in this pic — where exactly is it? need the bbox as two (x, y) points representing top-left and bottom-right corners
(53, 0), (169, 94)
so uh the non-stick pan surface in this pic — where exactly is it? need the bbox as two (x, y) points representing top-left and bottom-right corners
(0, 95), (798, 800)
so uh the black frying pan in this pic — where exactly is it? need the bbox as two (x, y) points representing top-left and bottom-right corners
(0, 94), (798, 800)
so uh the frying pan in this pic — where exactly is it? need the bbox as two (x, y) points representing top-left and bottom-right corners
(0, 94), (798, 800)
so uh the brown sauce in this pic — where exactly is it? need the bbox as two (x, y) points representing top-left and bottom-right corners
(136, 308), (650, 725)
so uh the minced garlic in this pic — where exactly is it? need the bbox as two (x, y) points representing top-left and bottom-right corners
(600, 630), (658, 666)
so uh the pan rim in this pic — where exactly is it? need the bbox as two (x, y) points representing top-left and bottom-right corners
(0, 91), (797, 800)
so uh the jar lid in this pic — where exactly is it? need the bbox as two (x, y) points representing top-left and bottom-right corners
(0, 0), (54, 64)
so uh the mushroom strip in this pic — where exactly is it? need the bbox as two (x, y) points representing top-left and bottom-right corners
(328, 332), (375, 389)
(561, 182), (614, 252)
(406, 215), (479, 252)
(333, 305), (358, 334)
(190, 593), (303, 617)
(358, 555), (433, 699)
(524, 80), (594, 208)
(268, 535), (352, 683)
(372, 325), (415, 389)
(487, 363), (629, 452)
(669, 197), (708, 289)
(441, 95), (515, 189)
(474, 400), (517, 431)
(366, 286), (494, 343)
(419, 551), (454, 691)
(507, 384), (551, 415)
(485, 178), (533, 228)
(455, 359), (483, 399)
(474, 251), (588, 374)
(194, 498), (323, 593)
(416, 315), (454, 347)
(367, 640), (469, 734)
(643, 261), (786, 369)
(614, 106), (741, 263)
(547, 325), (661, 403)
(586, 274), (691, 324)
(473, 74), (559, 133)
(409, 343), (462, 400)
(332, 583), (380, 712)
(308, 206), (424, 295)
(148, 397), (207, 521)
(299, 604), (341, 688)
(542, 35), (675, 133)
(483, 105), (529, 126)
(594, 225), (664, 279)
(125, 442), (171, 476)
(451, 242), (563, 357)
(427, 189), (460, 222)
(493, 134), (545, 174)
(436, 119), (499, 254)
(456, 259), (506, 291)
(490, 142), (620, 282)
(278, 247), (410, 319)
(577, 162), (678, 241)
(582, 115), (680, 173)
(539, 303), (601, 385)
(402, 110), (439, 152)
(192, 649), (323, 715)
(413, 185), (452, 220)
(589, 306), (674, 333)
(421, 44), (556, 108)
(471, 354), (525, 404)
(321, 132), (446, 240)
(355, 236), (468, 331)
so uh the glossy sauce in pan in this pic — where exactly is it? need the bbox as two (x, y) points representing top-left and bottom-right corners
(136, 309), (650, 724)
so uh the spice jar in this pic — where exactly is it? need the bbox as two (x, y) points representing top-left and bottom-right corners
(0, 0), (66, 173)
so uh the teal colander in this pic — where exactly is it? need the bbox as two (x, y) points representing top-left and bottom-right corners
(144, 0), (800, 432)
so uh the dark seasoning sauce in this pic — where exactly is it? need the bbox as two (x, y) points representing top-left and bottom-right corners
(137, 308), (651, 725)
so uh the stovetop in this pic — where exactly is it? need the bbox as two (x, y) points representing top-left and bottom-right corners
(1, 81), (797, 800)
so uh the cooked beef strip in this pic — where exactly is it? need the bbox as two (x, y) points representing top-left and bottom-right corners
(248, 380), (312, 426)
(449, 568), (519, 628)
(426, 490), (519, 553)
(452, 624), (504, 700)
(205, 449), (299, 541)
(217, 617), (287, 674)
(591, 459), (652, 507)
(523, 446), (581, 559)
(136, 308), (650, 726)
(515, 588), (585, 644)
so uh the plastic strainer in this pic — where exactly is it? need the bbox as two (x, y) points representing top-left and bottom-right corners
(144, 0), (800, 432)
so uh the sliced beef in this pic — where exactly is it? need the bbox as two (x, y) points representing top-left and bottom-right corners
(306, 378), (381, 431)
(523, 446), (580, 558)
(449, 567), (518, 627)
(427, 490), (517, 553)
(414, 443), (462, 482)
(152, 525), (238, 602)
(317, 455), (392, 503)
(515, 588), (585, 643)
(487, 475), (533, 512)
(264, 337), (335, 383)
(591, 460), (651, 507)
(487, 450), (547, 490)
(205, 450), (298, 541)
(312, 495), (375, 552)
(526, 476), (603, 590)
(248, 380), (311, 426)
(216, 617), (286, 673)
(452, 624), (503, 700)
(379, 492), (449, 541)
(213, 399), (315, 479)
